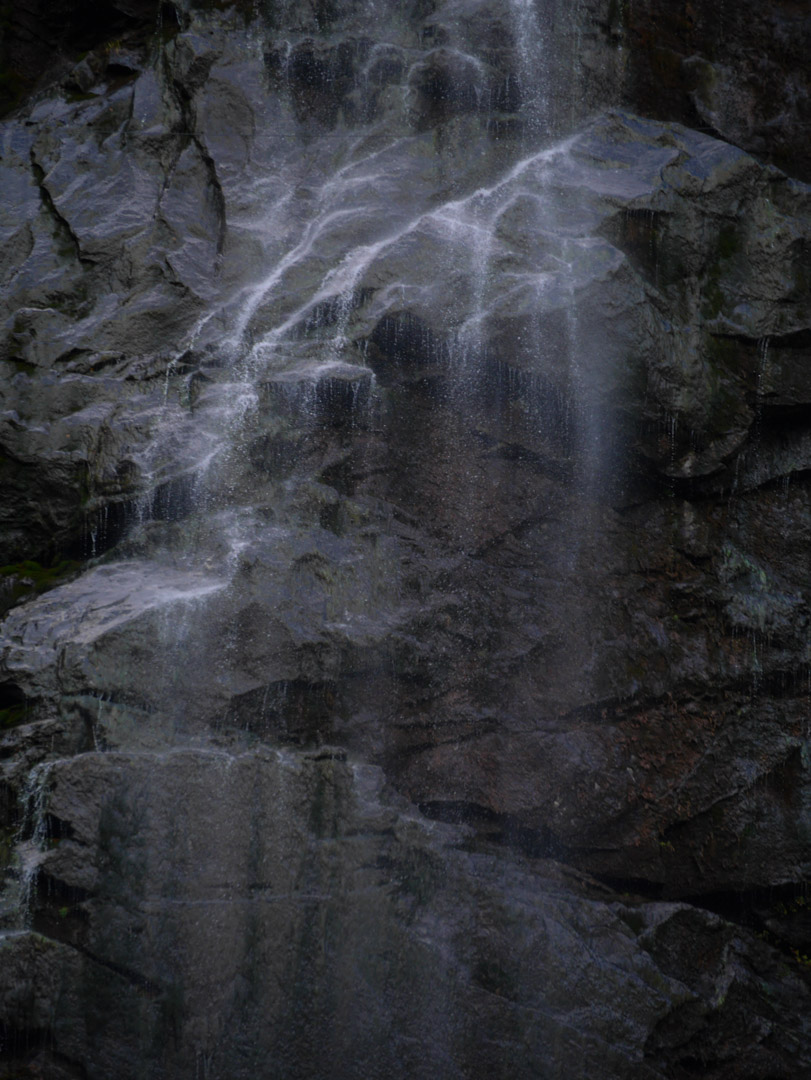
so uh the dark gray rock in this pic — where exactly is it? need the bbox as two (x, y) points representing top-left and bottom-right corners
(597, 0), (811, 183)
(2, 748), (809, 1080)
(1, 1), (811, 1077)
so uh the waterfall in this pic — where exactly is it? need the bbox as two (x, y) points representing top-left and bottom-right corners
(1, 0), (810, 1077)
(508, 0), (549, 137)
(1, 761), (58, 931)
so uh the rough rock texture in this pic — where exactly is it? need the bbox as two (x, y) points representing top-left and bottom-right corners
(611, 0), (811, 182)
(1, 1), (810, 1078)
(3, 750), (810, 1080)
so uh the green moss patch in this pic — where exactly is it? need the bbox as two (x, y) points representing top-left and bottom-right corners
(0, 558), (81, 606)
(0, 704), (27, 729)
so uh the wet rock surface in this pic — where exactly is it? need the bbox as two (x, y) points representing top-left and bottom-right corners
(1, 1), (810, 1078)
(4, 749), (811, 1080)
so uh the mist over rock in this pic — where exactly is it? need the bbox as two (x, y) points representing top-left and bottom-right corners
(1, 2), (810, 1078)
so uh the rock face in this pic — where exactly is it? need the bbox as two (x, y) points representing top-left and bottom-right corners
(1, 1), (810, 1078)
(4, 749), (810, 1080)
(611, 0), (811, 182)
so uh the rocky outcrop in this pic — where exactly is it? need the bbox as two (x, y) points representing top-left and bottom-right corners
(1, 1), (810, 1078)
(604, 0), (811, 182)
(0, 0), (174, 115)
(3, 749), (810, 1080)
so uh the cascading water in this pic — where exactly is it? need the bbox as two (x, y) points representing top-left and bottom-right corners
(507, 0), (549, 137)
(2, 1), (811, 1077)
(0, 762), (54, 930)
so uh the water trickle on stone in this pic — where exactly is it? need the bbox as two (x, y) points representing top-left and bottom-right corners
(508, 0), (549, 138)
(9, 761), (59, 929)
